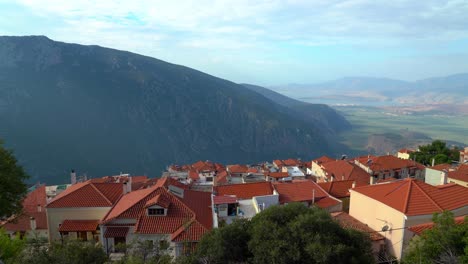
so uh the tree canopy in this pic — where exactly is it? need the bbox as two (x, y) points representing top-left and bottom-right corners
(402, 211), (468, 264)
(194, 203), (374, 264)
(0, 140), (29, 218)
(410, 140), (460, 166)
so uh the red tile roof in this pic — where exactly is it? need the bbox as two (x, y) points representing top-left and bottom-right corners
(430, 163), (452, 171)
(273, 180), (328, 204)
(47, 181), (123, 208)
(1, 185), (48, 231)
(264, 172), (290, 179)
(103, 183), (212, 242)
(189, 170), (200, 180)
(273, 160), (284, 167)
(227, 164), (249, 174)
(320, 160), (370, 184)
(214, 182), (274, 199)
(213, 195), (237, 205)
(104, 226), (129, 238)
(360, 155), (425, 172)
(352, 178), (468, 216)
(283, 159), (301, 167)
(214, 171), (229, 186)
(314, 196), (341, 209)
(407, 215), (466, 235)
(313, 156), (335, 164)
(332, 212), (385, 241)
(59, 220), (99, 232)
(318, 180), (362, 198)
(448, 170), (468, 183)
(145, 193), (171, 208)
(398, 149), (414, 154)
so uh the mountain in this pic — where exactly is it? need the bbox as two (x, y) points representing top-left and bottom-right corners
(271, 74), (468, 106)
(242, 84), (351, 133)
(0, 36), (350, 184)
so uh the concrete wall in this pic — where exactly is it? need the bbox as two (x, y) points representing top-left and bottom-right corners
(349, 190), (406, 260)
(447, 177), (468, 187)
(425, 168), (443, 186)
(46, 207), (111, 242)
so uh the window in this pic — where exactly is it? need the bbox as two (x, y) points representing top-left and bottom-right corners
(148, 208), (165, 215)
(206, 176), (213, 182)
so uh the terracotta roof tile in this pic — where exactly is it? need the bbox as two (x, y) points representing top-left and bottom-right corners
(214, 171), (228, 186)
(213, 195), (237, 205)
(320, 160), (370, 184)
(318, 180), (360, 198)
(214, 182), (274, 199)
(104, 226), (129, 238)
(408, 215), (466, 235)
(313, 156), (335, 164)
(59, 220), (99, 232)
(362, 155), (425, 172)
(227, 164), (249, 174)
(448, 170), (468, 183)
(314, 196), (341, 209)
(273, 180), (328, 204)
(430, 163), (452, 171)
(145, 194), (171, 208)
(264, 172), (290, 178)
(172, 221), (208, 242)
(352, 178), (468, 216)
(332, 212), (385, 241)
(46, 181), (123, 208)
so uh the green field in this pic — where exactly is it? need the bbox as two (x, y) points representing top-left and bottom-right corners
(335, 106), (468, 152)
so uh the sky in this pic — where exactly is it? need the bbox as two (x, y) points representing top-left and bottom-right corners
(1, 0), (468, 86)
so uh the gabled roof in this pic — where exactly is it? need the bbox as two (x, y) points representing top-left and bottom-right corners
(313, 156), (335, 164)
(447, 170), (468, 183)
(227, 164), (249, 174)
(46, 181), (123, 208)
(332, 212), (385, 241)
(273, 160), (284, 167)
(1, 185), (48, 231)
(318, 180), (362, 198)
(145, 194), (171, 208)
(283, 159), (301, 167)
(352, 178), (468, 216)
(103, 183), (212, 242)
(360, 155), (425, 172)
(320, 160), (370, 184)
(214, 171), (229, 186)
(214, 182), (274, 199)
(273, 180), (328, 204)
(407, 215), (466, 235)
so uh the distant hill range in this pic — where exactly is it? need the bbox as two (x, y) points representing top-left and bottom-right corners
(0, 36), (350, 184)
(272, 74), (468, 113)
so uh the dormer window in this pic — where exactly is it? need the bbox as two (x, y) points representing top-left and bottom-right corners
(148, 208), (165, 216)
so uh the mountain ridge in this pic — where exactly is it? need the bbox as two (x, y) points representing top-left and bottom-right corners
(0, 35), (350, 184)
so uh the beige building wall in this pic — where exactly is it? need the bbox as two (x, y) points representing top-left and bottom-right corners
(397, 152), (410, 160)
(349, 190), (406, 260)
(311, 162), (326, 181)
(46, 207), (111, 242)
(447, 177), (468, 187)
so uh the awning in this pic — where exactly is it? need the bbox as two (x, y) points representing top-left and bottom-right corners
(59, 220), (100, 232)
(104, 227), (129, 238)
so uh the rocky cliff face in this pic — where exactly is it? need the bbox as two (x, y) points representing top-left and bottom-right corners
(0, 36), (349, 183)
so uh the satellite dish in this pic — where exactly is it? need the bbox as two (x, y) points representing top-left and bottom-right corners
(381, 225), (389, 232)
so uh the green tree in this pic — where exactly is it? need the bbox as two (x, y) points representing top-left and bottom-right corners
(15, 239), (108, 264)
(193, 203), (374, 264)
(0, 140), (29, 218)
(194, 218), (252, 264)
(410, 140), (460, 166)
(402, 211), (468, 264)
(114, 239), (172, 264)
(248, 203), (373, 264)
(0, 228), (26, 263)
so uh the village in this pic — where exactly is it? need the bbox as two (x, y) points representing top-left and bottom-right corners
(2, 147), (468, 263)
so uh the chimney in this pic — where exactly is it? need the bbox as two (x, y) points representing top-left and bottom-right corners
(440, 170), (448, 185)
(71, 169), (77, 185)
(370, 175), (376, 185)
(37, 204), (42, 212)
(127, 177), (132, 193)
(352, 181), (356, 189)
(432, 158), (435, 167)
(123, 182), (128, 195)
(330, 173), (335, 182)
(30, 217), (37, 231)
(341, 174), (345, 181)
